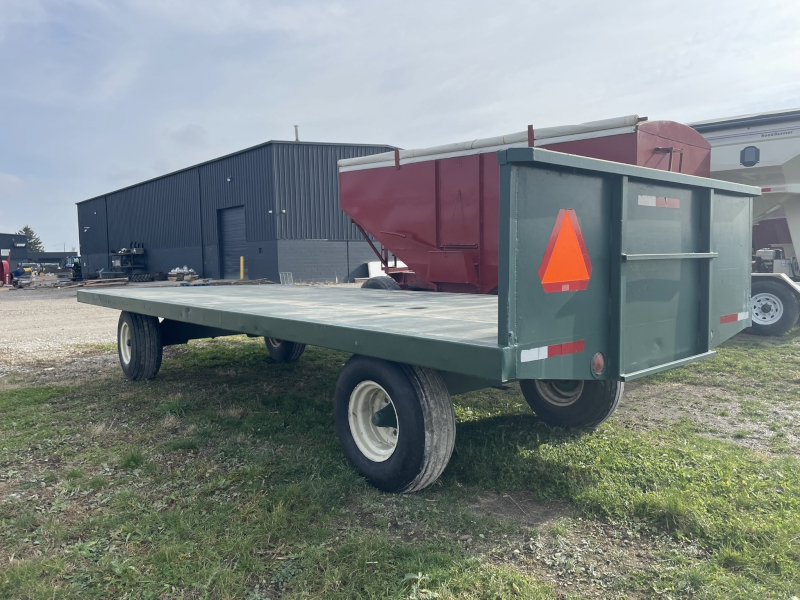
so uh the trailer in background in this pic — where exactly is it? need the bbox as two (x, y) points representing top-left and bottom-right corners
(0, 248), (10, 286)
(78, 149), (757, 493)
(692, 108), (800, 335)
(339, 115), (711, 294)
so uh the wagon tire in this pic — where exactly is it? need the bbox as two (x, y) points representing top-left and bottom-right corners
(117, 311), (162, 381)
(520, 379), (623, 429)
(361, 276), (401, 290)
(334, 356), (455, 493)
(749, 279), (799, 336)
(264, 338), (306, 362)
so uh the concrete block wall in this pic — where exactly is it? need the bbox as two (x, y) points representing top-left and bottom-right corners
(277, 240), (377, 283)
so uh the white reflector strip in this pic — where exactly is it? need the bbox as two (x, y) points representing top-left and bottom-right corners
(638, 195), (680, 209)
(638, 195), (657, 207)
(520, 346), (548, 362)
(520, 340), (585, 363)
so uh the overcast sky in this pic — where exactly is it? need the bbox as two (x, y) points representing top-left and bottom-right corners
(1, 0), (799, 251)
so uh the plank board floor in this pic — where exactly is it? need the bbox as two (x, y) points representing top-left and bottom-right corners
(79, 285), (499, 348)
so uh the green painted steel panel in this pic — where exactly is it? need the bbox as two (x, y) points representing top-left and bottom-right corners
(501, 165), (614, 382)
(79, 147), (758, 387)
(497, 148), (757, 382)
(710, 191), (753, 346)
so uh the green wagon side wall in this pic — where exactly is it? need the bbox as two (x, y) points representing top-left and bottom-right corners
(498, 148), (756, 382)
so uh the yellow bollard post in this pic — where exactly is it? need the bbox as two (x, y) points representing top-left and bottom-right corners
(240, 256), (244, 280)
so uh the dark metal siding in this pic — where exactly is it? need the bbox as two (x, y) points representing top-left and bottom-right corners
(77, 197), (109, 255)
(106, 169), (201, 250)
(272, 143), (393, 241)
(219, 206), (246, 279)
(199, 144), (275, 245)
(0, 233), (28, 252)
(76, 141), (392, 279)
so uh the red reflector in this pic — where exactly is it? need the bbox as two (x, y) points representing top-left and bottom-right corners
(591, 352), (605, 376)
(560, 340), (585, 355)
(546, 340), (585, 357)
(720, 311), (748, 324)
(656, 196), (680, 209)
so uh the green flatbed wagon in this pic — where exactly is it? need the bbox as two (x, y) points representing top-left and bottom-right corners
(78, 148), (758, 493)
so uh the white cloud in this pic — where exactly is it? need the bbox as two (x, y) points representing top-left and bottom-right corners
(126, 0), (348, 35)
(0, 173), (24, 200)
(0, 1), (47, 42)
(169, 123), (209, 147)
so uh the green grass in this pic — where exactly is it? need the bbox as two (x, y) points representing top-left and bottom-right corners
(0, 331), (799, 599)
(647, 326), (800, 403)
(119, 449), (145, 469)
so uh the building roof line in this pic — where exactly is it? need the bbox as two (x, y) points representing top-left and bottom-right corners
(77, 139), (396, 205)
(690, 108), (800, 133)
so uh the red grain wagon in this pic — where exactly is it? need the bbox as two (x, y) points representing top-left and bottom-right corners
(339, 115), (710, 293)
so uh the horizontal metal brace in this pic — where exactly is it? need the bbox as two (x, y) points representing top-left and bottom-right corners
(622, 252), (718, 261)
(620, 350), (716, 381)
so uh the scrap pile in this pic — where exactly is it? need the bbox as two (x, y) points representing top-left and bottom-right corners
(168, 266), (199, 282)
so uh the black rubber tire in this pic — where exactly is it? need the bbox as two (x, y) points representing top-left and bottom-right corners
(117, 311), (163, 381)
(361, 276), (401, 290)
(519, 379), (623, 429)
(334, 356), (456, 493)
(264, 338), (306, 362)
(749, 279), (800, 336)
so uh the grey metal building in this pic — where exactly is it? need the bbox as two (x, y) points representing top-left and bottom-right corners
(0, 233), (28, 257)
(0, 233), (72, 266)
(77, 140), (393, 282)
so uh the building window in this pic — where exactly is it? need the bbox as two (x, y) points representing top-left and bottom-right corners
(740, 146), (760, 167)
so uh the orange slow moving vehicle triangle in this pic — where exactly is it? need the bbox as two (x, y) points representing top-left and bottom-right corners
(537, 209), (592, 293)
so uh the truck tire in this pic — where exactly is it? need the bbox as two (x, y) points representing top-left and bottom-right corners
(519, 379), (623, 429)
(264, 338), (306, 362)
(117, 311), (163, 381)
(750, 279), (800, 336)
(361, 276), (401, 290)
(334, 356), (456, 493)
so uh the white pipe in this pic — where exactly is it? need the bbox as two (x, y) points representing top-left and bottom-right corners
(338, 115), (642, 168)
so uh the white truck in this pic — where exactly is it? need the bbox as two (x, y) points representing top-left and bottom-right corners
(692, 108), (800, 336)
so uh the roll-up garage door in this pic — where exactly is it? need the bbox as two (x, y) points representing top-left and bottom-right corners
(219, 206), (246, 279)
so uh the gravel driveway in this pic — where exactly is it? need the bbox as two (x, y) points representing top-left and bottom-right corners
(0, 288), (120, 364)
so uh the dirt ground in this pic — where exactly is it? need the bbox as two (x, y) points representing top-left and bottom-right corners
(0, 281), (355, 385)
(0, 285), (125, 387)
(0, 288), (118, 354)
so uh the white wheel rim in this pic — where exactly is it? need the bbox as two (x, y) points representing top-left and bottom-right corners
(534, 380), (585, 407)
(267, 338), (282, 348)
(119, 321), (132, 365)
(751, 293), (783, 325)
(348, 380), (399, 462)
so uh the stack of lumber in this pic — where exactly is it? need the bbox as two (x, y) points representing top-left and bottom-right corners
(55, 278), (129, 289)
(209, 278), (276, 286)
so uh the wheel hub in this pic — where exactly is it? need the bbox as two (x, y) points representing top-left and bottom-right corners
(348, 381), (399, 462)
(119, 321), (132, 365)
(534, 379), (585, 407)
(751, 292), (783, 325)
